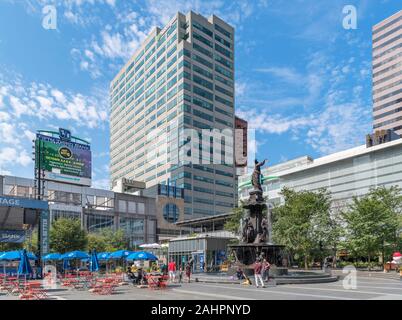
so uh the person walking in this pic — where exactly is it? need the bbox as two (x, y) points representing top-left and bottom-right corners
(262, 259), (271, 282)
(254, 259), (265, 288)
(168, 259), (177, 282)
(178, 265), (183, 283)
(185, 262), (192, 283)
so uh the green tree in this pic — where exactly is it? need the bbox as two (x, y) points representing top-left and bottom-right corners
(49, 218), (88, 253)
(0, 242), (22, 251)
(224, 200), (246, 236)
(342, 186), (402, 269)
(87, 233), (107, 252)
(272, 188), (339, 269)
(87, 229), (127, 252)
(101, 229), (127, 252)
(23, 229), (38, 253)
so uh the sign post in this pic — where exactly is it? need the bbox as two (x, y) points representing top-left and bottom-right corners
(40, 210), (50, 257)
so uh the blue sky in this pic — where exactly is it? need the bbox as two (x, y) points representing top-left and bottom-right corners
(0, 0), (400, 189)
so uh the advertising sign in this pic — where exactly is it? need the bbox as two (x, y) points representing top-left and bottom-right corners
(40, 210), (50, 256)
(0, 230), (26, 243)
(36, 131), (91, 186)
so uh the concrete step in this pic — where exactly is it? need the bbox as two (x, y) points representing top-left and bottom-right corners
(194, 274), (339, 285)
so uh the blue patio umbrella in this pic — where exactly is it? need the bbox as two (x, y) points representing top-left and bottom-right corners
(60, 251), (90, 260)
(90, 250), (99, 272)
(97, 252), (111, 261)
(18, 249), (33, 277)
(42, 253), (61, 261)
(0, 252), (6, 275)
(126, 251), (158, 261)
(63, 259), (71, 271)
(0, 250), (37, 261)
(109, 250), (133, 259)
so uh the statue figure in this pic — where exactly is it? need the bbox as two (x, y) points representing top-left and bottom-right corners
(260, 217), (268, 243)
(246, 220), (255, 243)
(251, 159), (267, 192)
(241, 216), (249, 242)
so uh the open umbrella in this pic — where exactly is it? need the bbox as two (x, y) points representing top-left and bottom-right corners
(97, 252), (111, 261)
(63, 259), (71, 272)
(0, 252), (4, 275)
(42, 253), (61, 261)
(90, 250), (99, 272)
(60, 251), (90, 260)
(0, 250), (37, 261)
(109, 250), (133, 273)
(60, 251), (90, 274)
(18, 249), (33, 278)
(109, 250), (133, 259)
(126, 251), (158, 261)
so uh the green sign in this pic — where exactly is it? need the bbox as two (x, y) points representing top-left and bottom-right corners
(36, 132), (92, 186)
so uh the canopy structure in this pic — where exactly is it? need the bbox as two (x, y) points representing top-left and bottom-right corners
(126, 251), (158, 261)
(60, 251), (90, 260)
(140, 243), (161, 249)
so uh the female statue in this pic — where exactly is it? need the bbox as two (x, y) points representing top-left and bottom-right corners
(251, 159), (267, 192)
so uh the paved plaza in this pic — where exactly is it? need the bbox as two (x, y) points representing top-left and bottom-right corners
(1, 275), (401, 300)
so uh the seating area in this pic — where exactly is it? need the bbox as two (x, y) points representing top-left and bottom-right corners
(0, 278), (49, 300)
(0, 249), (173, 299)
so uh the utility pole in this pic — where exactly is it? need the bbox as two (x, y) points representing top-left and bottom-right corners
(33, 138), (44, 268)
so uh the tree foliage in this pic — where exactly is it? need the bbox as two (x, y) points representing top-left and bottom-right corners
(272, 188), (340, 268)
(342, 186), (402, 266)
(87, 229), (127, 252)
(224, 200), (246, 236)
(49, 218), (88, 253)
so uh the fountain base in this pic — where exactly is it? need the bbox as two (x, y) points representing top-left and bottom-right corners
(228, 243), (287, 276)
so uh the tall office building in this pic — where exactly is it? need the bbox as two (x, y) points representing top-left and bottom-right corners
(372, 10), (402, 135)
(110, 12), (236, 221)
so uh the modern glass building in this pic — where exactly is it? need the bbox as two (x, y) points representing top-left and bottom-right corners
(239, 139), (402, 210)
(110, 11), (236, 220)
(372, 10), (402, 135)
(0, 175), (158, 248)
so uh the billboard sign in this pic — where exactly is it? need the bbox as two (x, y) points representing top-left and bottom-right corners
(36, 130), (92, 186)
(0, 230), (26, 243)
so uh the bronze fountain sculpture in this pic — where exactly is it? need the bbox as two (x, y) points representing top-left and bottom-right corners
(229, 159), (287, 276)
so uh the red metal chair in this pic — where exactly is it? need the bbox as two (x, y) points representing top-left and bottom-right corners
(157, 275), (168, 289)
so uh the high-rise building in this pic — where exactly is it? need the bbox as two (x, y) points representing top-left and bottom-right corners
(372, 10), (402, 135)
(110, 12), (236, 221)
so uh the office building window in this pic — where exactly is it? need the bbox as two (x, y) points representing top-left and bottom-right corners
(163, 203), (180, 223)
(87, 214), (114, 233)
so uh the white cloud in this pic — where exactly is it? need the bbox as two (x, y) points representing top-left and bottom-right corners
(24, 129), (36, 142)
(0, 147), (31, 169)
(0, 123), (20, 144)
(255, 67), (303, 84)
(0, 111), (10, 122)
(235, 81), (247, 98)
(9, 96), (33, 118)
(0, 73), (109, 130)
(92, 178), (110, 190)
